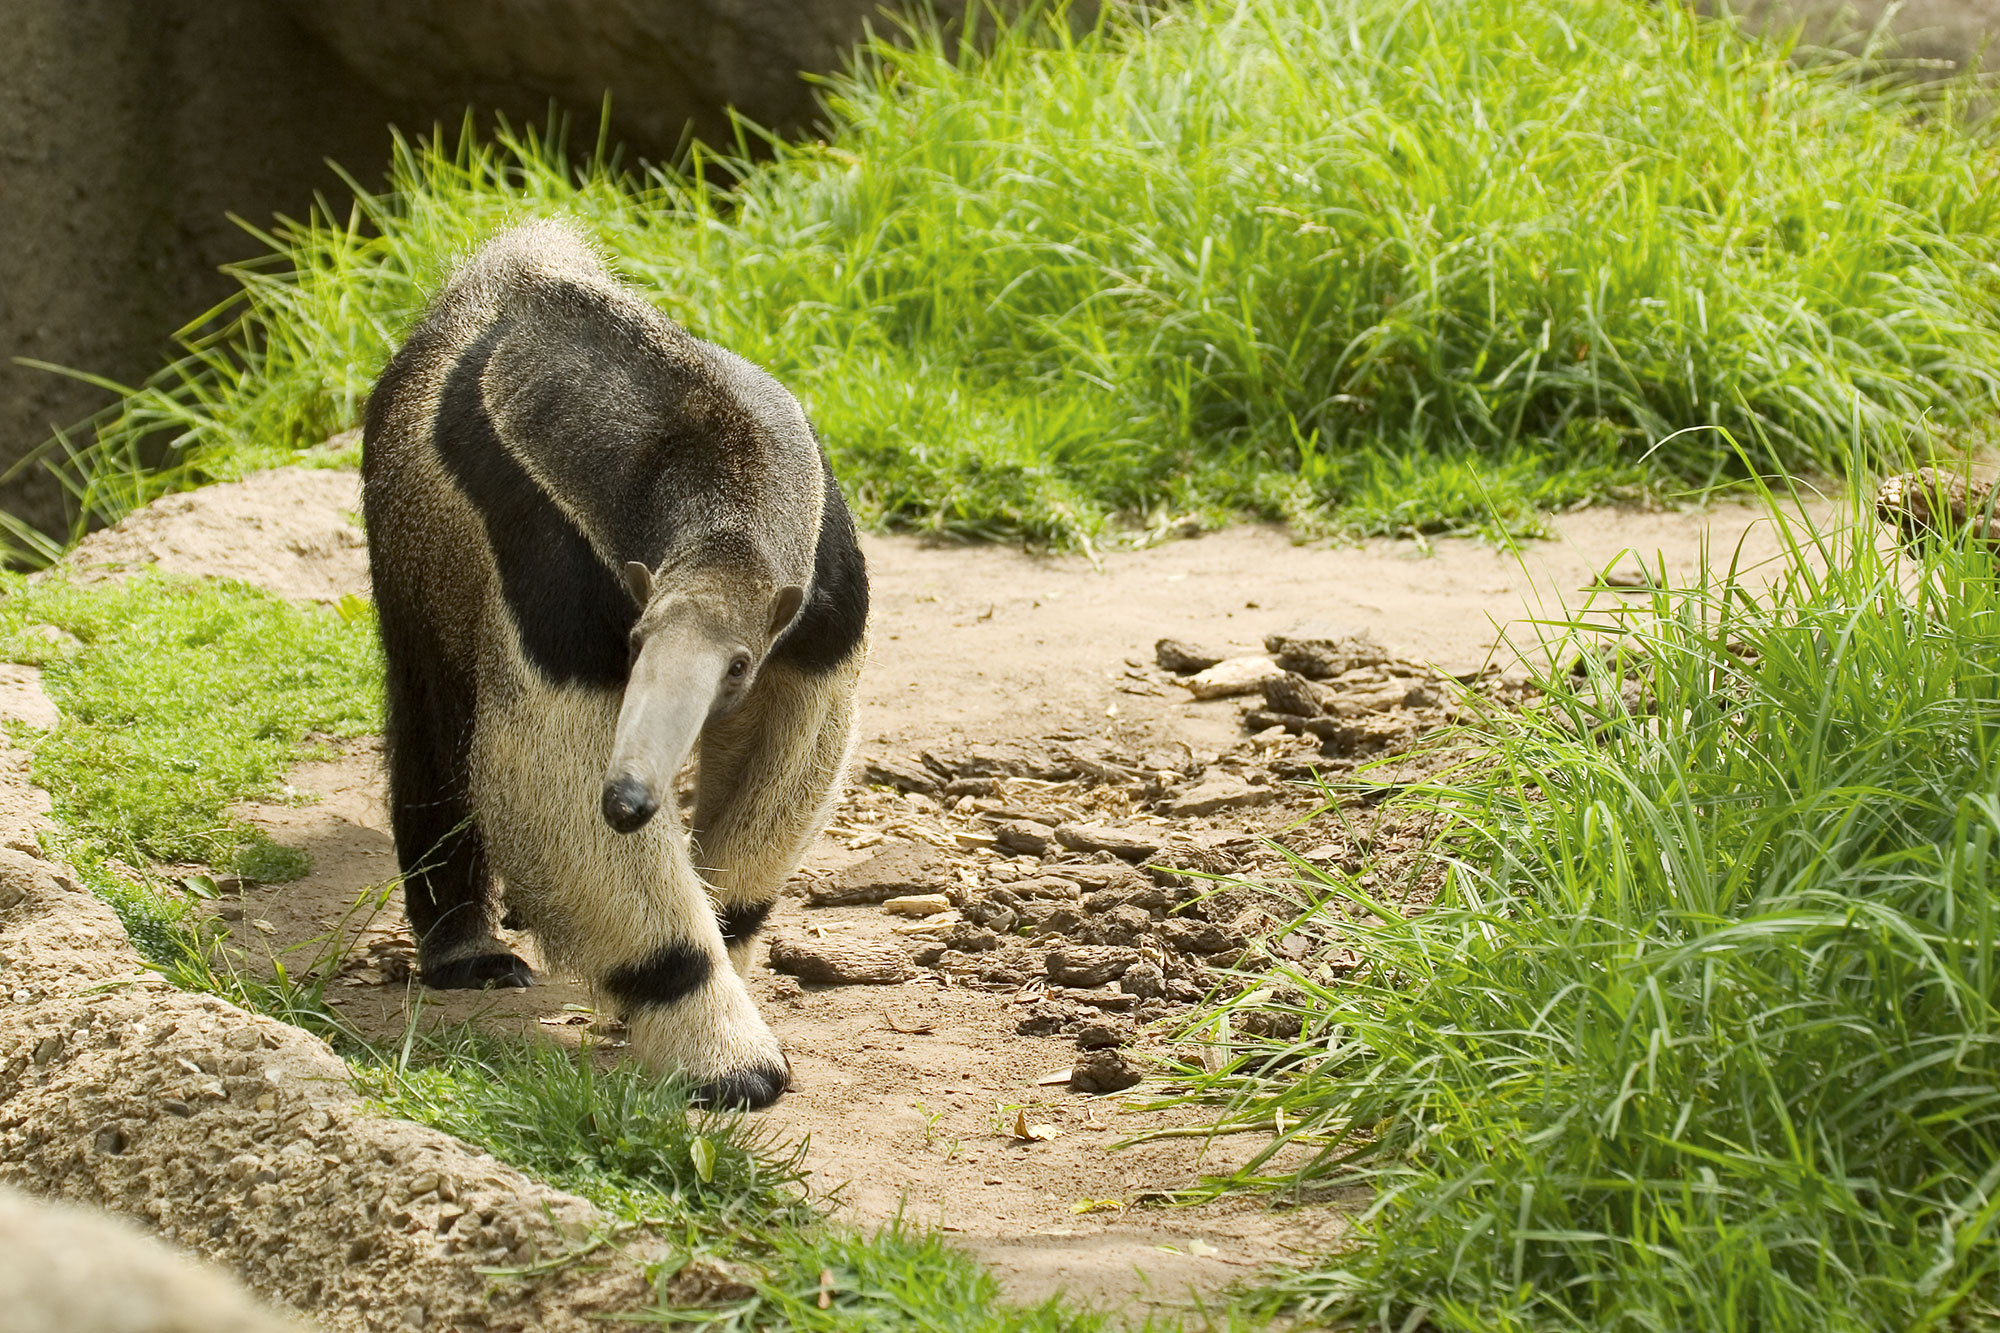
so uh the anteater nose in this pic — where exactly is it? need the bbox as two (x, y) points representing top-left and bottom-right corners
(601, 776), (658, 834)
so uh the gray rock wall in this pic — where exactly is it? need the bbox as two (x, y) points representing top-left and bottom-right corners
(0, 0), (416, 540)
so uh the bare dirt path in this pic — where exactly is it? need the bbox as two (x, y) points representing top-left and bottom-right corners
(56, 468), (1814, 1315)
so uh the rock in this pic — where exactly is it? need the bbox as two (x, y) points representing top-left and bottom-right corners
(978, 959), (1031, 987)
(767, 935), (916, 985)
(1154, 639), (1226, 674)
(943, 777), (998, 798)
(1244, 709), (1311, 734)
(943, 924), (999, 953)
(1053, 823), (1163, 862)
(1017, 902), (1084, 937)
(1078, 905), (1153, 947)
(1069, 1048), (1144, 1094)
(1045, 946), (1139, 988)
(1306, 714), (1415, 757)
(952, 896), (1016, 928)
(882, 894), (951, 918)
(0, 1184), (308, 1332)
(1016, 1000), (1081, 1036)
(861, 755), (942, 796)
(1264, 625), (1390, 679)
(954, 742), (1059, 780)
(911, 942), (947, 967)
(1118, 960), (1167, 999)
(1183, 655), (1286, 700)
(990, 820), (1055, 856)
(1074, 1021), (1131, 1051)
(1259, 671), (1324, 718)
(1010, 876), (1082, 902)
(1160, 918), (1236, 956)
(807, 842), (947, 906)
(1164, 776), (1275, 818)
(1083, 881), (1180, 914)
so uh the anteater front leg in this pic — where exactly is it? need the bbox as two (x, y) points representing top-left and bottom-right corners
(474, 687), (789, 1108)
(377, 602), (533, 990)
(693, 651), (863, 974)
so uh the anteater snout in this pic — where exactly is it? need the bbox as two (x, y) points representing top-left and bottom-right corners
(601, 776), (659, 834)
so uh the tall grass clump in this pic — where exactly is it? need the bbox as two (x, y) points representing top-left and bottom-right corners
(19, 0), (2000, 555)
(1174, 495), (2000, 1329)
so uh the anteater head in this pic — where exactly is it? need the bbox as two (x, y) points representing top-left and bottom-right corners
(601, 561), (806, 835)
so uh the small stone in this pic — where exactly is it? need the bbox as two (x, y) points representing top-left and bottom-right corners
(1054, 823), (1163, 862)
(1160, 918), (1236, 955)
(1259, 671), (1324, 718)
(223, 1026), (262, 1051)
(1010, 876), (1082, 902)
(883, 894), (951, 917)
(768, 934), (917, 985)
(911, 942), (947, 966)
(1118, 960), (1166, 999)
(160, 1099), (192, 1117)
(1046, 946), (1140, 988)
(1018, 901), (1084, 937)
(92, 1125), (128, 1155)
(1016, 1000), (1080, 1036)
(1155, 639), (1226, 674)
(224, 1153), (264, 1182)
(407, 1171), (441, 1198)
(1074, 1022), (1130, 1050)
(1184, 656), (1286, 700)
(991, 820), (1054, 856)
(1264, 625), (1391, 679)
(943, 924), (999, 953)
(809, 841), (948, 906)
(1078, 905), (1153, 947)
(1069, 1048), (1145, 1094)
(1164, 776), (1274, 818)
(30, 1033), (60, 1066)
(862, 755), (942, 796)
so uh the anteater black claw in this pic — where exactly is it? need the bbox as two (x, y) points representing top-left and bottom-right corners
(690, 1060), (790, 1111)
(422, 951), (537, 991)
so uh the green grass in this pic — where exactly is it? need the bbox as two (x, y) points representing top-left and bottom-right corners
(1167, 485), (2000, 1329)
(16, 0), (2000, 557)
(0, 572), (379, 874)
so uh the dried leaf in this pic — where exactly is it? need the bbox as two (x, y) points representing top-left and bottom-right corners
(1011, 1108), (1060, 1142)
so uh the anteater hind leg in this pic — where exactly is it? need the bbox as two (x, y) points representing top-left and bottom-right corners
(474, 688), (789, 1108)
(378, 617), (533, 990)
(694, 651), (862, 974)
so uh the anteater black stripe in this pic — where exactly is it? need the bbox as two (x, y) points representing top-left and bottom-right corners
(717, 899), (776, 947)
(434, 321), (634, 688)
(601, 943), (712, 1010)
(773, 454), (869, 675)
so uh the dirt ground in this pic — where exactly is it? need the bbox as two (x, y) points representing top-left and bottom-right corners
(30, 468), (1818, 1320)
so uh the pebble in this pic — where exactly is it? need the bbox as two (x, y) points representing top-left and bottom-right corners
(990, 820), (1054, 856)
(808, 841), (949, 906)
(882, 894), (951, 917)
(1154, 639), (1226, 674)
(768, 934), (917, 986)
(1069, 1048), (1145, 1094)
(1183, 655), (1286, 700)
(1164, 775), (1273, 818)
(1045, 946), (1139, 988)
(1053, 823), (1162, 862)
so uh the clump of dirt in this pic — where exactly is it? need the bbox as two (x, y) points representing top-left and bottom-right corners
(61, 467), (366, 605)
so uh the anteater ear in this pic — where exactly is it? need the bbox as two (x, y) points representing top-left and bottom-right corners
(770, 584), (807, 639)
(622, 562), (654, 606)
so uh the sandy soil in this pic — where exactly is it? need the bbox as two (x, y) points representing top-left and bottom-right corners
(9, 468), (1825, 1323)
